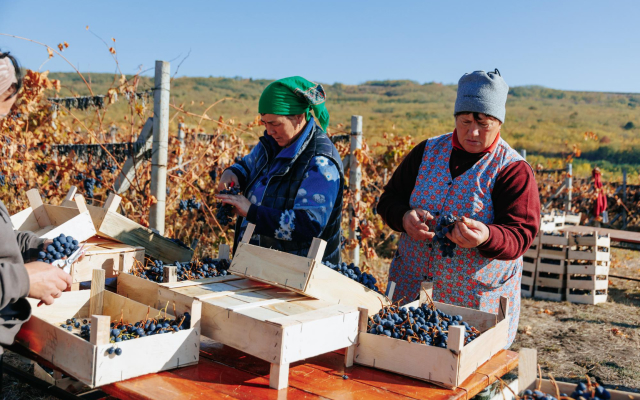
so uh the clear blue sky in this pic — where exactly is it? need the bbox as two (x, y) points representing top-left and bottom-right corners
(1, 0), (639, 93)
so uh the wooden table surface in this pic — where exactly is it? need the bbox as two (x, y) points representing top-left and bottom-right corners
(102, 338), (518, 400)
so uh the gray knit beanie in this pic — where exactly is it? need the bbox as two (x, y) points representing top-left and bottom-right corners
(454, 69), (508, 123)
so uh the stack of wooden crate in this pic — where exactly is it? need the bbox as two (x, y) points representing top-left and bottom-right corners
(522, 211), (581, 299)
(566, 232), (611, 304)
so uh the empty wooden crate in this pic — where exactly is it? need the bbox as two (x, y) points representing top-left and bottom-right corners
(228, 224), (390, 315)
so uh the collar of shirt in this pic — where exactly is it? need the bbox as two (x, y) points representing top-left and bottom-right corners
(451, 129), (501, 154)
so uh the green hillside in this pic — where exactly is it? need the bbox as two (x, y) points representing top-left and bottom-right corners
(49, 72), (640, 178)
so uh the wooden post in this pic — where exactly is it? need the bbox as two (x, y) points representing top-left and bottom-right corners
(345, 307), (368, 368)
(269, 362), (289, 390)
(565, 163), (572, 212)
(518, 348), (538, 393)
(521, 149), (526, 160)
(110, 125), (117, 144)
(177, 123), (185, 167)
(349, 115), (363, 267)
(89, 269), (105, 316)
(149, 61), (170, 235)
(622, 169), (627, 228)
(383, 168), (388, 186)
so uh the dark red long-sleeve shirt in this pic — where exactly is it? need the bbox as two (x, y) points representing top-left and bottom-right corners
(377, 132), (540, 260)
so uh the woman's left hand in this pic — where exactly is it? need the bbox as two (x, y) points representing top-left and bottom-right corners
(445, 216), (490, 248)
(215, 193), (251, 218)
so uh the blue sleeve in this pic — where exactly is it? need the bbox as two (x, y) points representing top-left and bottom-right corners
(245, 156), (341, 241)
(226, 143), (264, 189)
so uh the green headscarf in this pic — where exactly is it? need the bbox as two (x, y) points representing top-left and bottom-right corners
(258, 76), (330, 131)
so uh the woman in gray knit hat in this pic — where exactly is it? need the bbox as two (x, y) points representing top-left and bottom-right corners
(377, 69), (540, 347)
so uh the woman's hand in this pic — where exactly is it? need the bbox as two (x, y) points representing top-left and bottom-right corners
(217, 170), (239, 192)
(402, 209), (434, 241)
(445, 216), (490, 248)
(215, 193), (251, 218)
(25, 261), (73, 306)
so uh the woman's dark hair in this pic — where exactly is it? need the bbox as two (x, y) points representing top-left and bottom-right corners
(0, 50), (22, 98)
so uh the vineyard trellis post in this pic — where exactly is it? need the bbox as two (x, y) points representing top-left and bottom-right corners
(149, 60), (170, 235)
(521, 149), (526, 161)
(349, 115), (363, 267)
(623, 168), (627, 228)
(177, 123), (185, 166)
(565, 163), (572, 212)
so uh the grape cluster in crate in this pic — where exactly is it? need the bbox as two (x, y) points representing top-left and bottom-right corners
(324, 261), (381, 293)
(37, 234), (80, 263)
(367, 300), (480, 347)
(134, 257), (231, 283)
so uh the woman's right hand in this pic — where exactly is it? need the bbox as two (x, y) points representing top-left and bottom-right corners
(402, 209), (434, 241)
(218, 170), (240, 192)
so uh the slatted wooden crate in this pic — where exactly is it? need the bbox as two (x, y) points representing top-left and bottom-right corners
(11, 189), (96, 242)
(62, 187), (193, 263)
(565, 261), (610, 304)
(15, 270), (201, 388)
(538, 231), (568, 260)
(534, 258), (565, 301)
(524, 235), (540, 258)
(352, 283), (510, 389)
(567, 233), (611, 262)
(117, 240), (361, 390)
(521, 256), (537, 298)
(228, 224), (390, 315)
(564, 212), (582, 226)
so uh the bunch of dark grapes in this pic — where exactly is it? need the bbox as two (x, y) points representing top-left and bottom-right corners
(367, 303), (480, 347)
(178, 196), (202, 214)
(324, 261), (381, 293)
(520, 381), (611, 400)
(434, 213), (458, 257)
(137, 257), (231, 283)
(62, 313), (192, 356)
(83, 177), (97, 198)
(216, 183), (241, 226)
(37, 234), (79, 263)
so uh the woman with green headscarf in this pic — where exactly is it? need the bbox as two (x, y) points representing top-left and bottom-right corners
(216, 76), (344, 263)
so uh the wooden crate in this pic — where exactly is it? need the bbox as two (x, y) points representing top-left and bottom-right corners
(521, 257), (536, 298)
(567, 232), (611, 262)
(118, 272), (359, 390)
(538, 243), (567, 260)
(536, 258), (566, 274)
(11, 189), (96, 242)
(62, 187), (193, 263)
(534, 259), (565, 301)
(353, 283), (509, 389)
(565, 288), (608, 305)
(228, 224), (390, 315)
(15, 270), (201, 388)
(539, 231), (569, 246)
(564, 212), (582, 226)
(68, 237), (144, 290)
(524, 235), (540, 258)
(518, 348), (640, 400)
(533, 286), (564, 301)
